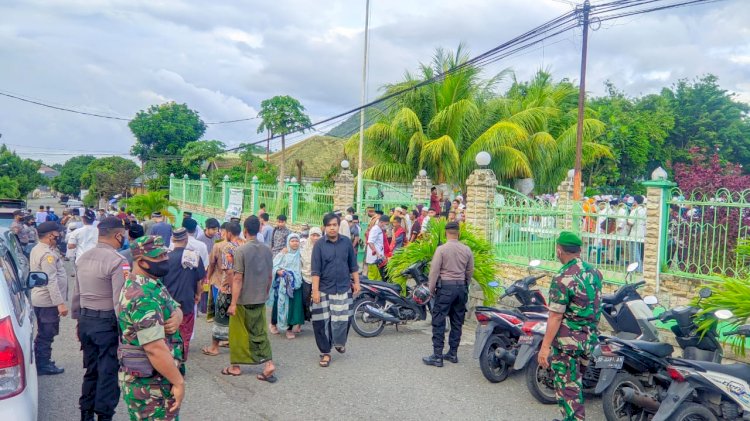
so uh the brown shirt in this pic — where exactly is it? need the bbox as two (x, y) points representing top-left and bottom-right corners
(71, 243), (128, 319)
(427, 239), (475, 293)
(207, 240), (228, 288)
(233, 238), (273, 305)
(30, 242), (68, 307)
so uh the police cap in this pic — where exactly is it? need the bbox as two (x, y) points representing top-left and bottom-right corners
(37, 221), (61, 236)
(98, 216), (125, 231)
(556, 231), (582, 247)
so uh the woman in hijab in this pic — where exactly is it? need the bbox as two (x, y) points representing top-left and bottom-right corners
(268, 233), (305, 339)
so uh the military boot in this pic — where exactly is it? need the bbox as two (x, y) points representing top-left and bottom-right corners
(422, 353), (443, 367)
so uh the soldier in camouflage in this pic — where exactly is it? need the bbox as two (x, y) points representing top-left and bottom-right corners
(538, 231), (603, 421)
(117, 236), (185, 420)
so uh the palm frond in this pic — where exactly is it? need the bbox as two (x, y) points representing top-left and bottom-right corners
(420, 135), (460, 183)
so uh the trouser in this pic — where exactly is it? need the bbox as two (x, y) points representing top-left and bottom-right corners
(430, 284), (468, 355)
(34, 306), (60, 365)
(78, 312), (120, 420)
(302, 282), (312, 321)
(311, 291), (352, 354)
(551, 349), (589, 421)
(629, 241), (644, 271)
(178, 312), (195, 362)
(119, 373), (178, 421)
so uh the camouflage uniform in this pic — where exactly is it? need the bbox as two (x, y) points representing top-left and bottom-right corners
(547, 257), (603, 421)
(118, 241), (184, 420)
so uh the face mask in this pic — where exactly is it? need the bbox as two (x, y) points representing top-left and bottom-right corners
(115, 234), (125, 249)
(140, 260), (169, 278)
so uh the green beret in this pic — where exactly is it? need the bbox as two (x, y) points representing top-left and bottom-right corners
(556, 231), (582, 247)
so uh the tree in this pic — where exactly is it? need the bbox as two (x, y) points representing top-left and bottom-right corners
(345, 47), (611, 191)
(180, 140), (226, 178)
(81, 157), (139, 201)
(0, 176), (21, 198)
(129, 102), (206, 189)
(51, 155), (97, 196)
(256, 96), (312, 184)
(237, 143), (278, 185)
(123, 191), (178, 222)
(0, 145), (44, 198)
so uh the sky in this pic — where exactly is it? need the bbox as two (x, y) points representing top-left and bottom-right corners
(0, 0), (748, 164)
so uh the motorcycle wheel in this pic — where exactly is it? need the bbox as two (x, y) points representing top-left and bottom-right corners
(479, 335), (511, 383)
(351, 296), (386, 338)
(525, 354), (557, 405)
(667, 402), (717, 421)
(602, 372), (649, 421)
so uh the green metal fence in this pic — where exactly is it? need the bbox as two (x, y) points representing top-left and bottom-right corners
(185, 181), (201, 205)
(362, 179), (418, 212)
(170, 178), (184, 201)
(297, 184), (334, 226)
(663, 188), (750, 278)
(257, 183), (289, 218)
(494, 186), (647, 284)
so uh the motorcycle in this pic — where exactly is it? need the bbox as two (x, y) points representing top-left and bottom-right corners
(351, 261), (430, 338)
(472, 260), (548, 382)
(595, 287), (724, 421)
(522, 262), (662, 405)
(650, 311), (748, 421)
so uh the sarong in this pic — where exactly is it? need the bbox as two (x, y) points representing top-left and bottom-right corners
(212, 286), (230, 342)
(311, 291), (352, 354)
(229, 304), (272, 365)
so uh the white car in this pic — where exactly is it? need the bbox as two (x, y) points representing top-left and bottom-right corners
(0, 240), (48, 421)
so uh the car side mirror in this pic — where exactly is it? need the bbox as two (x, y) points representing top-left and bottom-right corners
(26, 272), (49, 289)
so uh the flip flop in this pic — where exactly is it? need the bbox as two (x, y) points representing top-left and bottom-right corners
(319, 354), (331, 367)
(221, 367), (241, 376)
(257, 372), (277, 383)
(286, 331), (296, 339)
(202, 347), (219, 356)
(335, 346), (346, 354)
(269, 325), (280, 335)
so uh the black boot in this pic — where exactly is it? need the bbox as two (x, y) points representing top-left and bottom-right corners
(444, 350), (458, 364)
(81, 411), (95, 421)
(97, 414), (113, 421)
(422, 354), (443, 367)
(37, 362), (64, 375)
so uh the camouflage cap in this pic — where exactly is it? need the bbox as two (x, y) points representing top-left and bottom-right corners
(556, 231), (583, 247)
(130, 235), (169, 260)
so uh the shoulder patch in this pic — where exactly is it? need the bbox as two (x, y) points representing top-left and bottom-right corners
(46, 255), (54, 264)
(121, 262), (131, 278)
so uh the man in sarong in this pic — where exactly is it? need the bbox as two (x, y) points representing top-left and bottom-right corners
(223, 216), (277, 383)
(311, 212), (360, 367)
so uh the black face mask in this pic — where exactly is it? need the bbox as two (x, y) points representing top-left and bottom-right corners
(140, 260), (169, 278)
(115, 233), (125, 249)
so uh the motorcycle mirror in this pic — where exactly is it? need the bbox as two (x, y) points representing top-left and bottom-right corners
(528, 260), (541, 268)
(626, 262), (639, 273)
(715, 309), (734, 320)
(643, 295), (658, 305)
(488, 281), (500, 288)
(698, 287), (712, 299)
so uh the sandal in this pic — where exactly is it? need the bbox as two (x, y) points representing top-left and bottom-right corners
(319, 354), (331, 367)
(269, 324), (280, 335)
(221, 367), (241, 376)
(257, 372), (278, 383)
(286, 331), (296, 339)
(292, 326), (301, 334)
(335, 346), (346, 354)
(201, 347), (219, 356)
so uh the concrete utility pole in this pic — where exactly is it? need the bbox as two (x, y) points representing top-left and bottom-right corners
(356, 0), (371, 213)
(573, 0), (590, 200)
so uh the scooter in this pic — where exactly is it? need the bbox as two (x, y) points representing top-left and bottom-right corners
(351, 261), (430, 338)
(650, 311), (749, 421)
(472, 260), (548, 382)
(595, 287), (724, 421)
(522, 262), (661, 405)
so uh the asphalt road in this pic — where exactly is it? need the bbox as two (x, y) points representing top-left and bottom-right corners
(30, 197), (605, 421)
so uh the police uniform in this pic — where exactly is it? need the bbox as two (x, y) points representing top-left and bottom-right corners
(71, 216), (129, 421)
(118, 236), (183, 421)
(30, 221), (67, 375)
(547, 231), (603, 421)
(423, 221), (474, 367)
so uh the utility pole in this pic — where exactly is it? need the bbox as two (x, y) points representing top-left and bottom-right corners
(356, 0), (371, 214)
(573, 0), (590, 200)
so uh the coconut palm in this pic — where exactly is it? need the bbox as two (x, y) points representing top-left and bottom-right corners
(123, 191), (178, 223)
(346, 46), (611, 191)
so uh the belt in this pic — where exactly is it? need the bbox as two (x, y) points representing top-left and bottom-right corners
(81, 308), (116, 319)
(440, 279), (466, 285)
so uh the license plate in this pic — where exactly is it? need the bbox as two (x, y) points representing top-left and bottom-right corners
(595, 355), (624, 369)
(517, 335), (534, 345)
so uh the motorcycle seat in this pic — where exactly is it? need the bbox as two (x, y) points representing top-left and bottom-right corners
(615, 339), (674, 357)
(602, 293), (618, 305)
(362, 280), (402, 293)
(686, 361), (750, 383)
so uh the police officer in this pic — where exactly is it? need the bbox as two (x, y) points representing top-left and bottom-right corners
(71, 216), (129, 421)
(537, 231), (603, 421)
(118, 236), (185, 420)
(423, 221), (474, 367)
(30, 221), (68, 375)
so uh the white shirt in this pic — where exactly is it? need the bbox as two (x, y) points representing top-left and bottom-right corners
(339, 219), (351, 238)
(628, 206), (647, 240)
(421, 216), (431, 233)
(35, 211), (48, 224)
(170, 235), (209, 268)
(366, 224), (385, 264)
(68, 224), (99, 263)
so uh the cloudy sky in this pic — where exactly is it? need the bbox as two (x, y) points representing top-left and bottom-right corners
(1, 0), (748, 164)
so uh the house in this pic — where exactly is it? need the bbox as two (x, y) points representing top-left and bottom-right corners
(38, 165), (59, 179)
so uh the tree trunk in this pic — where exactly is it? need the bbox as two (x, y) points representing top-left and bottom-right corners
(244, 160), (249, 185)
(279, 134), (286, 186)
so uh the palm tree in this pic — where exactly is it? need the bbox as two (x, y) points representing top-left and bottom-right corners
(346, 46), (611, 192)
(123, 191), (178, 223)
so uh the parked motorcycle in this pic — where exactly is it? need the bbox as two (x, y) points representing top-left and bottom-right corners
(650, 310), (748, 421)
(595, 287), (724, 421)
(351, 261), (431, 338)
(522, 262), (661, 405)
(472, 260), (548, 382)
